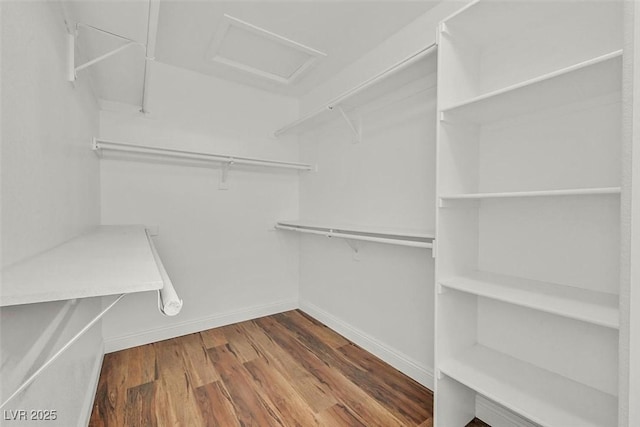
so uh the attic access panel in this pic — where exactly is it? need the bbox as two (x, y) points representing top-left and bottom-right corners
(207, 14), (326, 85)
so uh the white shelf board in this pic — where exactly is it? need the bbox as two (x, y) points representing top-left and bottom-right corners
(439, 345), (618, 427)
(0, 225), (164, 307)
(440, 271), (619, 329)
(275, 45), (437, 137)
(441, 50), (622, 124)
(275, 220), (434, 249)
(440, 187), (621, 204)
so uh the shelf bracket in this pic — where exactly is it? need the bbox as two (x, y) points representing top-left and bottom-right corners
(67, 23), (144, 82)
(343, 238), (361, 261)
(334, 106), (362, 143)
(0, 294), (126, 410)
(219, 159), (234, 190)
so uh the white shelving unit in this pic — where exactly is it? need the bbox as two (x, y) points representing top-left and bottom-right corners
(434, 1), (624, 426)
(275, 220), (434, 249)
(0, 225), (165, 306)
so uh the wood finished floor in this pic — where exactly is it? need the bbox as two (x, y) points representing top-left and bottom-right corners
(89, 310), (489, 426)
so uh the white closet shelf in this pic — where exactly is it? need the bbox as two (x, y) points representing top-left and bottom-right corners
(439, 345), (618, 427)
(93, 138), (313, 171)
(0, 225), (164, 307)
(275, 220), (434, 249)
(274, 44), (437, 137)
(440, 186), (621, 205)
(440, 271), (619, 329)
(440, 50), (622, 124)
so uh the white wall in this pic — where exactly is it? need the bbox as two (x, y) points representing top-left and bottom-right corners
(99, 61), (300, 351)
(297, 80), (437, 387)
(0, 1), (102, 426)
(293, 3), (469, 389)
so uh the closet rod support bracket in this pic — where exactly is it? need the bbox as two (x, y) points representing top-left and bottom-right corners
(67, 23), (144, 82)
(344, 238), (361, 261)
(333, 106), (362, 143)
(219, 160), (234, 190)
(0, 293), (126, 409)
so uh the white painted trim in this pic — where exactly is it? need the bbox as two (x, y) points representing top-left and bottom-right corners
(298, 299), (434, 389)
(476, 396), (538, 427)
(79, 342), (105, 427)
(104, 299), (298, 353)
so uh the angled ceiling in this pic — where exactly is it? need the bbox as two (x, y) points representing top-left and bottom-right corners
(155, 1), (441, 96)
(64, 0), (441, 106)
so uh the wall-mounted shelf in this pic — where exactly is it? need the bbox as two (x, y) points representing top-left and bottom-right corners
(275, 220), (434, 249)
(440, 50), (622, 124)
(439, 345), (617, 427)
(440, 187), (621, 206)
(440, 271), (619, 329)
(274, 43), (437, 137)
(0, 225), (164, 307)
(0, 224), (180, 410)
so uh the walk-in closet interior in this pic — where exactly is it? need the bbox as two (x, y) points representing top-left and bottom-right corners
(1, 0), (639, 426)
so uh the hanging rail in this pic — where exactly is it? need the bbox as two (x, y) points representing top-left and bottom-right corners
(93, 138), (313, 171)
(275, 222), (434, 249)
(274, 43), (437, 137)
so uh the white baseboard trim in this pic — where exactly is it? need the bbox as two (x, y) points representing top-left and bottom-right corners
(79, 342), (105, 427)
(299, 299), (434, 390)
(104, 299), (298, 353)
(476, 396), (538, 427)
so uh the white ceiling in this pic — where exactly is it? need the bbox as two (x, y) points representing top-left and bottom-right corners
(155, 1), (440, 96)
(64, 0), (441, 106)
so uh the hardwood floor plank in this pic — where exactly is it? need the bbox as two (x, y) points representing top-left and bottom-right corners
(154, 339), (205, 426)
(254, 315), (406, 427)
(467, 418), (492, 427)
(207, 344), (285, 427)
(285, 310), (350, 349)
(195, 381), (241, 427)
(244, 357), (321, 426)
(273, 312), (428, 425)
(124, 344), (157, 386)
(240, 319), (338, 413)
(222, 323), (264, 363)
(124, 382), (157, 427)
(200, 327), (228, 349)
(91, 350), (128, 426)
(418, 418), (434, 427)
(174, 333), (220, 387)
(317, 403), (368, 427)
(337, 341), (433, 415)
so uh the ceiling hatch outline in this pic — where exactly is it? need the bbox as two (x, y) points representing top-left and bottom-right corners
(206, 14), (327, 85)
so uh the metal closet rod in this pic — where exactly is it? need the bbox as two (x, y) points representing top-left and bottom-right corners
(93, 138), (313, 171)
(274, 42), (437, 136)
(275, 224), (434, 249)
